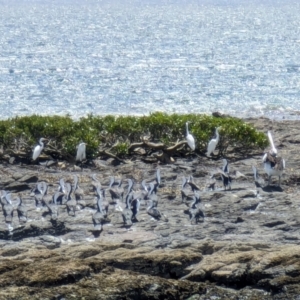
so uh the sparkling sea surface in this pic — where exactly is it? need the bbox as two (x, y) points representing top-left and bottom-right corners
(0, 0), (300, 120)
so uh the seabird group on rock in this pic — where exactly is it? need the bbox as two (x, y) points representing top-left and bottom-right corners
(0, 127), (286, 234)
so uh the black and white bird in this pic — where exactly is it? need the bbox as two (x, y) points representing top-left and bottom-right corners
(146, 198), (168, 222)
(187, 175), (201, 192)
(16, 194), (28, 223)
(0, 190), (11, 206)
(32, 138), (48, 161)
(95, 186), (109, 218)
(126, 179), (134, 196)
(146, 199), (162, 220)
(148, 182), (159, 208)
(92, 195), (106, 231)
(186, 192), (205, 225)
(152, 168), (161, 194)
(181, 176), (190, 203)
(108, 176), (124, 203)
(40, 182), (53, 205)
(31, 181), (47, 207)
(65, 182), (77, 216)
(126, 178), (145, 205)
(206, 127), (221, 157)
(44, 192), (62, 220)
(262, 131), (285, 186)
(73, 175), (84, 200)
(2, 193), (13, 222)
(121, 193), (133, 227)
(210, 159), (232, 190)
(91, 174), (101, 192)
(58, 178), (66, 194)
(131, 197), (140, 222)
(220, 158), (232, 190)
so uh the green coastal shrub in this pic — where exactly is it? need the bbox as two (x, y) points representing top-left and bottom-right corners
(0, 113), (268, 160)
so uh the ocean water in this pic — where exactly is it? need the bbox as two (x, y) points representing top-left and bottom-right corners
(0, 0), (300, 120)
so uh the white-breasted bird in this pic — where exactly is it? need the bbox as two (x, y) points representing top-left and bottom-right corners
(206, 127), (221, 157)
(32, 138), (48, 161)
(76, 142), (87, 162)
(186, 121), (195, 151)
(262, 131), (285, 186)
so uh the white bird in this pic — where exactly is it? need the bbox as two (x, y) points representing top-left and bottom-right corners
(262, 131), (285, 186)
(186, 122), (195, 151)
(76, 142), (87, 164)
(32, 138), (47, 161)
(206, 127), (221, 157)
(267, 131), (277, 155)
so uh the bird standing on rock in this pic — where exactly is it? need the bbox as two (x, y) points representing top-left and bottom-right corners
(131, 197), (140, 222)
(44, 192), (62, 220)
(221, 158), (232, 190)
(152, 168), (161, 194)
(262, 131), (285, 186)
(96, 186), (109, 217)
(76, 142), (87, 169)
(16, 194), (27, 223)
(91, 174), (101, 192)
(108, 176), (124, 203)
(92, 195), (106, 231)
(2, 193), (13, 222)
(148, 182), (159, 207)
(187, 175), (201, 192)
(146, 199), (162, 220)
(32, 182), (47, 207)
(73, 175), (84, 200)
(186, 121), (195, 151)
(206, 127), (221, 157)
(32, 138), (48, 161)
(186, 192), (205, 224)
(181, 176), (190, 203)
(58, 178), (66, 194)
(65, 182), (77, 216)
(121, 193), (133, 227)
(0, 190), (10, 206)
(40, 182), (53, 205)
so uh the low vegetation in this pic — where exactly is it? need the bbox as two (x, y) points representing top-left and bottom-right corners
(0, 113), (268, 163)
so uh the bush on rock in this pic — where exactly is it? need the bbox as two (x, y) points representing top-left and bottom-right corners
(0, 113), (268, 161)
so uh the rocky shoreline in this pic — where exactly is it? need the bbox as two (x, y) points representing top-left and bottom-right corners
(0, 117), (300, 300)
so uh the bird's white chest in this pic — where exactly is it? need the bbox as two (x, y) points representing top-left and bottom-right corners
(264, 162), (282, 176)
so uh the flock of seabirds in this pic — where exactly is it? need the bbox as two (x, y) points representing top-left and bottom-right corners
(0, 122), (285, 232)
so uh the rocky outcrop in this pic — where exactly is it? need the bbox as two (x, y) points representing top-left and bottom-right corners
(0, 117), (299, 299)
(1, 240), (300, 299)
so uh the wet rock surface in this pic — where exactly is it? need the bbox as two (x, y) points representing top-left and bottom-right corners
(0, 117), (300, 299)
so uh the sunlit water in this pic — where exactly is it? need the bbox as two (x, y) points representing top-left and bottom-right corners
(1, 0), (300, 120)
